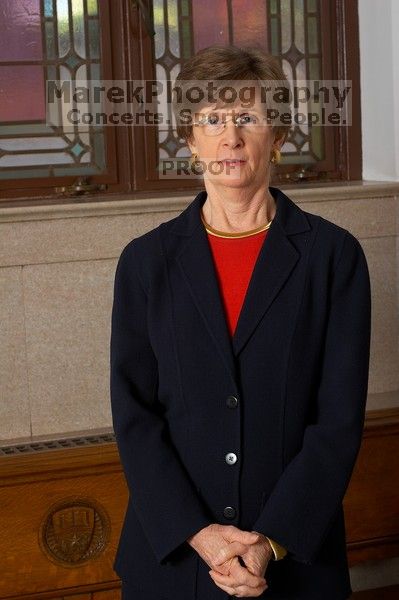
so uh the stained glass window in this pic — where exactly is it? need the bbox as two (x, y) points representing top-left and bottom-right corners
(152, 0), (324, 174)
(0, 0), (105, 180)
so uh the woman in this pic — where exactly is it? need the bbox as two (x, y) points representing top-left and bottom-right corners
(110, 46), (371, 600)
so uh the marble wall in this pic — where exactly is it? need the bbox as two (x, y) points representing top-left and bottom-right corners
(1, 181), (398, 443)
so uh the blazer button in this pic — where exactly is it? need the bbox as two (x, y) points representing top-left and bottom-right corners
(223, 506), (236, 519)
(226, 395), (238, 408)
(225, 452), (237, 465)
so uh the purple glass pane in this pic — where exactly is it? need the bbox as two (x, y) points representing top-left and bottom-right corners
(0, 66), (45, 122)
(0, 0), (43, 62)
(192, 0), (228, 51)
(233, 0), (267, 48)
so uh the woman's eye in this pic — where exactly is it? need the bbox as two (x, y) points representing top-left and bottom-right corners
(239, 114), (257, 125)
(207, 114), (220, 125)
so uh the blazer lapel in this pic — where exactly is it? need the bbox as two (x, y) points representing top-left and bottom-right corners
(170, 187), (311, 381)
(174, 200), (237, 383)
(232, 215), (300, 356)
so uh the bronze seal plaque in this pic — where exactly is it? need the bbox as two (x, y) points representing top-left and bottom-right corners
(39, 496), (111, 567)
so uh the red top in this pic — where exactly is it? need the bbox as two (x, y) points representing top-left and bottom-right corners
(205, 228), (268, 337)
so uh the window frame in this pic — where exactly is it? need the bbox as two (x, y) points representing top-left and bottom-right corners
(0, 0), (132, 204)
(130, 0), (362, 193)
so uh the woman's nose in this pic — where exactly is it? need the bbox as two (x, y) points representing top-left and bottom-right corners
(220, 121), (244, 146)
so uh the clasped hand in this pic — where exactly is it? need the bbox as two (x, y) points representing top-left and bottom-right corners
(187, 524), (273, 598)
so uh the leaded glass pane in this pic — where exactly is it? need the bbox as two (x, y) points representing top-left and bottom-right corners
(153, 0), (165, 59)
(307, 0), (317, 12)
(308, 57), (319, 80)
(181, 0), (189, 17)
(86, 0), (98, 16)
(72, 0), (86, 59)
(168, 0), (180, 57)
(0, 0), (42, 61)
(0, 0), (106, 180)
(0, 152), (74, 167)
(307, 16), (318, 54)
(88, 19), (100, 59)
(0, 66), (45, 122)
(281, 0), (292, 53)
(181, 19), (191, 59)
(57, 0), (71, 57)
(294, 0), (305, 53)
(192, 1), (229, 49)
(270, 17), (279, 55)
(45, 21), (57, 59)
(44, 0), (54, 17)
(0, 138), (68, 151)
(232, 1), (267, 47)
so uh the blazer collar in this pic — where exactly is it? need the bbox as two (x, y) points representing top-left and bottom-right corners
(170, 186), (310, 237)
(170, 187), (311, 383)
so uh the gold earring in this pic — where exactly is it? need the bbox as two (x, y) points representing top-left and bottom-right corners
(270, 148), (281, 164)
(191, 152), (199, 165)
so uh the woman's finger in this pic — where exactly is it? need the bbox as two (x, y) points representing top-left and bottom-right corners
(209, 570), (268, 597)
(224, 527), (260, 545)
(210, 561), (266, 588)
(213, 541), (248, 565)
(230, 559), (267, 588)
(209, 576), (237, 596)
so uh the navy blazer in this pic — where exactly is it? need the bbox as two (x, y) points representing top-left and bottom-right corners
(110, 186), (371, 600)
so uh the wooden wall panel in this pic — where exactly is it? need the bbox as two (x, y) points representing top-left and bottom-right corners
(0, 407), (398, 598)
(352, 585), (399, 599)
(0, 444), (126, 599)
(345, 408), (399, 566)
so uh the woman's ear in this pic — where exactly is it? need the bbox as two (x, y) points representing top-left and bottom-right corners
(187, 136), (197, 156)
(275, 133), (287, 151)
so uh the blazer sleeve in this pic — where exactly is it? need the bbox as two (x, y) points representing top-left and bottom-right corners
(251, 230), (372, 565)
(110, 240), (212, 566)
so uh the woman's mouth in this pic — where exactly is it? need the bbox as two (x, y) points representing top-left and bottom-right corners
(219, 159), (246, 165)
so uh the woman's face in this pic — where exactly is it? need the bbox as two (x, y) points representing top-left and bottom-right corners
(187, 91), (283, 191)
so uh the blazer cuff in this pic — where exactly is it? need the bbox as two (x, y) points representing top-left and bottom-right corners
(155, 513), (213, 566)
